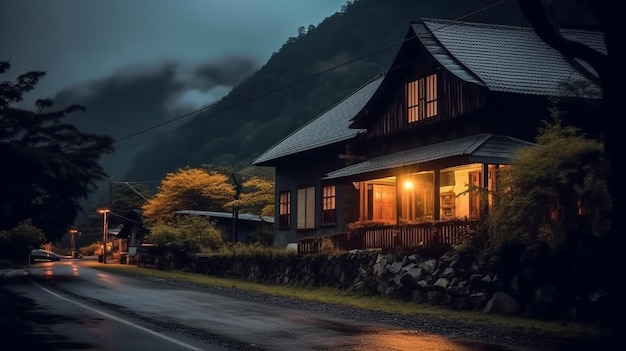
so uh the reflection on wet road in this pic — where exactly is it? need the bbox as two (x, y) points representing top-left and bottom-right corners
(1, 260), (608, 351)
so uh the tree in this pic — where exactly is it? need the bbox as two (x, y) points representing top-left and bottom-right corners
(224, 176), (275, 217)
(0, 62), (114, 242)
(297, 26), (306, 38)
(518, 0), (623, 330)
(142, 167), (234, 223)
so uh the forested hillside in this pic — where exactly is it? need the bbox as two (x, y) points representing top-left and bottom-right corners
(123, 0), (530, 182)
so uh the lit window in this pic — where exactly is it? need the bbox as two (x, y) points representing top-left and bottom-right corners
(297, 187), (315, 229)
(407, 73), (438, 123)
(279, 191), (290, 229)
(322, 185), (336, 227)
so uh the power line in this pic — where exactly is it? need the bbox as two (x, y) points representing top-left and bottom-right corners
(112, 0), (510, 146)
(111, 181), (150, 202)
(109, 211), (143, 224)
(456, 0), (509, 21)
(114, 107), (211, 143)
(113, 36), (403, 145)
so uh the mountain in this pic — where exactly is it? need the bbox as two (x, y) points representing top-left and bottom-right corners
(113, 0), (534, 184)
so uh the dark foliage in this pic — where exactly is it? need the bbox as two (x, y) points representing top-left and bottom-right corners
(519, 0), (623, 331)
(0, 62), (114, 242)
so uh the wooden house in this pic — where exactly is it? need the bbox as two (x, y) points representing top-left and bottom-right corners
(115, 209), (148, 262)
(252, 18), (604, 252)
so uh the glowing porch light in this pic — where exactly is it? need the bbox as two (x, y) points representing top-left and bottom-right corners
(404, 180), (414, 189)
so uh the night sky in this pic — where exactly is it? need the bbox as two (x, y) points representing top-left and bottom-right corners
(1, 0), (346, 178)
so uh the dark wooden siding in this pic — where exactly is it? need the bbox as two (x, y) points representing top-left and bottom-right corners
(442, 73), (485, 119)
(271, 145), (352, 246)
(366, 68), (486, 139)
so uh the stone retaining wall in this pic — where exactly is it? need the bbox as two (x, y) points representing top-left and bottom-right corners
(189, 249), (610, 323)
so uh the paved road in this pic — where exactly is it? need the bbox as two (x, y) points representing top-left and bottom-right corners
(1, 265), (228, 351)
(0, 259), (586, 351)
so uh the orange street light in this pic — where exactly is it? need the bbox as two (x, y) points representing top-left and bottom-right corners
(97, 209), (110, 264)
(69, 229), (79, 258)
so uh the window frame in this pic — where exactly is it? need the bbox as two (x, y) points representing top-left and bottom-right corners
(278, 191), (291, 229)
(321, 185), (337, 227)
(296, 186), (315, 230)
(407, 73), (438, 123)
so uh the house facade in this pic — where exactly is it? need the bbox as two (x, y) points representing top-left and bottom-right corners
(253, 18), (604, 249)
(113, 209), (147, 261)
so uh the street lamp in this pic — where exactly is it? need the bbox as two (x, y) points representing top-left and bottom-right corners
(97, 209), (110, 263)
(69, 229), (79, 258)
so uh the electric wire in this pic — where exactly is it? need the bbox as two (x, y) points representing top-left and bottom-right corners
(112, 0), (510, 146)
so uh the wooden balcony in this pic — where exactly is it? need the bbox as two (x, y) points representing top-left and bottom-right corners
(298, 220), (478, 255)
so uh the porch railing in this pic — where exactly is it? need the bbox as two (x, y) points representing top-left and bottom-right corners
(298, 220), (478, 255)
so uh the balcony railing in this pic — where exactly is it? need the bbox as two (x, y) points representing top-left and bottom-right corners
(298, 220), (478, 255)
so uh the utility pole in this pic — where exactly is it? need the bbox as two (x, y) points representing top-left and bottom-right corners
(98, 209), (110, 263)
(69, 229), (78, 258)
(231, 172), (242, 243)
(109, 177), (113, 208)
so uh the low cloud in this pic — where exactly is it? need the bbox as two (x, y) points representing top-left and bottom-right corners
(52, 56), (258, 178)
(167, 56), (258, 111)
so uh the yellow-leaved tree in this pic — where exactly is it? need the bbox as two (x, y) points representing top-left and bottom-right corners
(142, 166), (275, 245)
(223, 176), (275, 217)
(142, 167), (235, 223)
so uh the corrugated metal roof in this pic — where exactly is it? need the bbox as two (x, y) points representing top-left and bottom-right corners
(174, 210), (274, 223)
(252, 75), (384, 165)
(418, 18), (605, 98)
(323, 134), (535, 179)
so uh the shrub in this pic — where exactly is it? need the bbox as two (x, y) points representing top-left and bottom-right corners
(146, 223), (180, 246)
(221, 242), (295, 258)
(319, 237), (340, 255)
(174, 215), (224, 252)
(79, 242), (101, 256)
(487, 119), (610, 254)
(0, 220), (46, 264)
(146, 215), (224, 253)
(346, 220), (393, 233)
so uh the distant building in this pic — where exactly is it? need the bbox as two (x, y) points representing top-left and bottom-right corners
(173, 210), (274, 243)
(115, 210), (147, 259)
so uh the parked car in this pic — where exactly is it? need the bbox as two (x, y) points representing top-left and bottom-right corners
(30, 249), (61, 262)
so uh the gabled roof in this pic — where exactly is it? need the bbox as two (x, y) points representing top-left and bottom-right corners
(417, 18), (605, 97)
(252, 75), (384, 165)
(323, 134), (535, 180)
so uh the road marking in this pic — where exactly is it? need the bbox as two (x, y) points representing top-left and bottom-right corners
(28, 277), (206, 351)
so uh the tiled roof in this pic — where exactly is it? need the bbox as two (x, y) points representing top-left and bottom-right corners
(418, 18), (605, 98)
(323, 134), (535, 179)
(252, 75), (384, 165)
(174, 210), (274, 223)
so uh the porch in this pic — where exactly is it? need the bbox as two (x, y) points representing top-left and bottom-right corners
(298, 219), (477, 254)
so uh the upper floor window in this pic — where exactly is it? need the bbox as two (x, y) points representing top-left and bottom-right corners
(407, 73), (438, 123)
(297, 187), (315, 229)
(322, 185), (336, 227)
(279, 191), (291, 229)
